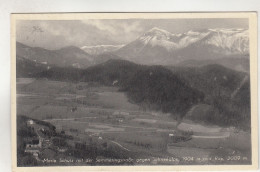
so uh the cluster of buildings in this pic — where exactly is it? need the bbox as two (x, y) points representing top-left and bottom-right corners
(24, 119), (45, 158)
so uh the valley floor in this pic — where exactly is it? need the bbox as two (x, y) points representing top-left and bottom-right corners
(16, 78), (251, 166)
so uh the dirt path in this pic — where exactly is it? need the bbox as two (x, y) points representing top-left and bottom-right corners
(43, 116), (97, 121)
(192, 132), (230, 139)
(110, 141), (130, 151)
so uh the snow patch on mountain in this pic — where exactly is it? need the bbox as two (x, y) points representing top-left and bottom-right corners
(81, 44), (125, 55)
(205, 28), (249, 54)
(139, 27), (178, 50)
(135, 27), (249, 54)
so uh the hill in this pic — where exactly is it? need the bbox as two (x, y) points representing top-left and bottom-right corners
(90, 53), (124, 65)
(80, 61), (251, 129)
(16, 56), (50, 78)
(16, 42), (93, 68)
(168, 64), (248, 97)
(32, 59), (204, 118)
(168, 64), (250, 129)
(176, 56), (249, 73)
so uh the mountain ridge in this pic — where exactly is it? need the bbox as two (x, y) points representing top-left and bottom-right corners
(115, 27), (249, 66)
(17, 26), (250, 71)
(16, 41), (94, 68)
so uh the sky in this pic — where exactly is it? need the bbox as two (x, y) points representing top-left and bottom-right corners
(16, 18), (248, 50)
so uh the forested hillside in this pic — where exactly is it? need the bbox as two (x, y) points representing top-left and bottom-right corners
(17, 58), (250, 129)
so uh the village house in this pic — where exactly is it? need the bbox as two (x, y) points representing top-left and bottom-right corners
(168, 130), (177, 138)
(113, 111), (130, 116)
(26, 119), (34, 126)
(25, 147), (40, 158)
(118, 119), (124, 123)
(57, 147), (68, 153)
(25, 136), (43, 149)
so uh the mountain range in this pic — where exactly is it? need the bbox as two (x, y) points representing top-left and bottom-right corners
(16, 27), (250, 72)
(116, 27), (249, 66)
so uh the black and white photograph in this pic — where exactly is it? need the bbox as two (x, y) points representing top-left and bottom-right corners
(11, 13), (258, 170)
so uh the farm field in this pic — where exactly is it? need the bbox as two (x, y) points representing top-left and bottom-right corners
(17, 78), (251, 165)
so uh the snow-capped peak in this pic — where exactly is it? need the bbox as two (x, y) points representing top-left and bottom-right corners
(186, 30), (201, 36)
(146, 27), (173, 36)
(208, 28), (247, 33)
(137, 27), (249, 54)
(138, 27), (208, 51)
(138, 27), (178, 50)
(205, 28), (249, 54)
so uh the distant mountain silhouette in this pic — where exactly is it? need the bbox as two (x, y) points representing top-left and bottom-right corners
(16, 42), (93, 68)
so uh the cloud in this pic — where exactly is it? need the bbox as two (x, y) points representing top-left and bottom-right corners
(81, 20), (117, 34)
(16, 19), (248, 50)
(16, 20), (145, 49)
(81, 19), (144, 38)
